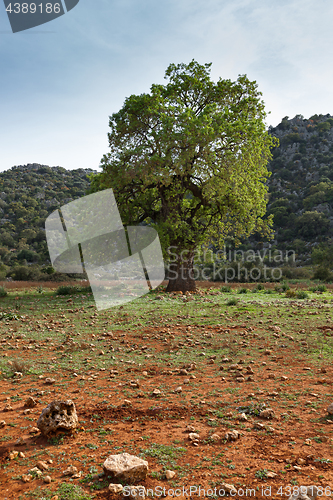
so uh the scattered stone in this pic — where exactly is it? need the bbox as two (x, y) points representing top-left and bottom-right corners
(327, 403), (333, 415)
(24, 396), (37, 408)
(186, 425), (196, 432)
(0, 420), (6, 428)
(9, 450), (19, 460)
(152, 389), (161, 396)
(15, 437), (25, 446)
(210, 433), (220, 442)
(253, 422), (265, 430)
(63, 465), (78, 476)
(109, 483), (123, 493)
(165, 470), (176, 479)
(225, 430), (240, 441)
(188, 433), (200, 441)
(21, 474), (32, 483)
(37, 400), (78, 436)
(260, 408), (275, 419)
(267, 373), (276, 379)
(44, 378), (56, 385)
(266, 471), (278, 478)
(174, 386), (182, 393)
(3, 403), (13, 411)
(44, 475), (52, 483)
(103, 453), (149, 482)
(37, 460), (49, 471)
(238, 413), (248, 421)
(29, 427), (39, 434)
(219, 483), (237, 495)
(29, 467), (42, 477)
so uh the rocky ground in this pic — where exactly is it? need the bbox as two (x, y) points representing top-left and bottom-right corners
(0, 282), (332, 500)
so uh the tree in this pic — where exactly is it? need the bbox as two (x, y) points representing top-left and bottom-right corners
(89, 60), (277, 292)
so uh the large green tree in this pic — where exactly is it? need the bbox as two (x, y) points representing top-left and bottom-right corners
(89, 60), (278, 292)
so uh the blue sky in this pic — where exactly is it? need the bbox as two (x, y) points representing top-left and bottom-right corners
(1, 0), (333, 172)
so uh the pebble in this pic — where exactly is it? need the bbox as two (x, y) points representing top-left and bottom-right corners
(165, 470), (176, 479)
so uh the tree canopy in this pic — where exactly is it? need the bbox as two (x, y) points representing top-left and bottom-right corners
(89, 60), (278, 291)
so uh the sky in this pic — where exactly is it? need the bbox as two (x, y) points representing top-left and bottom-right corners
(1, 0), (333, 173)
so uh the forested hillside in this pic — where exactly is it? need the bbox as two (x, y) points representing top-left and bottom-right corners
(0, 164), (96, 281)
(1, 113), (333, 282)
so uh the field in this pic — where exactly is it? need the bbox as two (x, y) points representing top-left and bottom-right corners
(0, 281), (332, 500)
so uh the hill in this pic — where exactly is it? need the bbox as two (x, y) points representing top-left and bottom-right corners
(0, 163), (96, 281)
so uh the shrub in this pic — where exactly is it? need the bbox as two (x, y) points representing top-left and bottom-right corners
(0, 286), (7, 298)
(237, 287), (249, 294)
(56, 285), (78, 296)
(297, 290), (308, 299)
(220, 285), (232, 293)
(312, 266), (333, 282)
(285, 289), (297, 298)
(226, 297), (239, 306)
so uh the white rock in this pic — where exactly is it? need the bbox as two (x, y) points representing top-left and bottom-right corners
(165, 470), (176, 479)
(103, 453), (148, 482)
(109, 483), (123, 493)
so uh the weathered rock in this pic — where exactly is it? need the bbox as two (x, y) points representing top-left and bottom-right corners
(225, 430), (240, 441)
(21, 474), (32, 483)
(37, 460), (49, 471)
(29, 467), (42, 477)
(25, 396), (37, 408)
(165, 470), (176, 479)
(44, 475), (52, 483)
(63, 465), (78, 476)
(188, 433), (200, 441)
(210, 433), (220, 442)
(9, 450), (19, 460)
(238, 413), (248, 421)
(109, 483), (123, 493)
(327, 403), (333, 415)
(103, 453), (148, 482)
(185, 425), (196, 432)
(0, 420), (6, 428)
(44, 378), (56, 385)
(37, 400), (78, 436)
(260, 408), (275, 419)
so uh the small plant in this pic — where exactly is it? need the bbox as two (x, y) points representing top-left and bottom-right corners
(226, 297), (239, 306)
(0, 311), (19, 320)
(9, 358), (31, 374)
(297, 290), (308, 299)
(255, 469), (268, 479)
(237, 287), (249, 294)
(285, 289), (297, 298)
(220, 285), (232, 293)
(0, 285), (8, 298)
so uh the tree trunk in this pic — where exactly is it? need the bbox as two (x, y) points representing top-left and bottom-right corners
(166, 250), (197, 292)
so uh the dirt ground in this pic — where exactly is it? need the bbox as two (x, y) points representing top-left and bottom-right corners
(0, 282), (332, 500)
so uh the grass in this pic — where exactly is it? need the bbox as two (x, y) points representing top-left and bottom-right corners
(23, 483), (93, 499)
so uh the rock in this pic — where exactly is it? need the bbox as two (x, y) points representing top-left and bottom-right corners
(174, 386), (182, 393)
(327, 403), (333, 415)
(225, 430), (240, 441)
(103, 453), (148, 482)
(260, 408), (275, 419)
(210, 433), (220, 442)
(266, 471), (278, 478)
(37, 460), (49, 471)
(29, 467), (42, 477)
(72, 471), (82, 479)
(44, 378), (56, 385)
(29, 427), (39, 434)
(22, 474), (32, 483)
(9, 450), (19, 460)
(186, 425), (196, 432)
(109, 483), (123, 493)
(63, 465), (78, 476)
(44, 475), (52, 483)
(37, 400), (78, 436)
(15, 437), (25, 446)
(25, 396), (37, 408)
(165, 470), (176, 479)
(4, 404), (13, 411)
(219, 483), (237, 495)
(238, 413), (248, 421)
(152, 389), (161, 396)
(188, 433), (200, 441)
(0, 420), (6, 428)
(253, 422), (265, 430)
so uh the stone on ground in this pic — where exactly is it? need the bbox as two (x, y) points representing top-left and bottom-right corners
(37, 400), (78, 436)
(103, 453), (148, 482)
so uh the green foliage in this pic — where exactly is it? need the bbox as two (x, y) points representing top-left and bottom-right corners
(226, 297), (239, 306)
(297, 290), (308, 299)
(0, 286), (7, 297)
(220, 285), (231, 292)
(89, 60), (277, 289)
(56, 285), (78, 295)
(237, 287), (249, 294)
